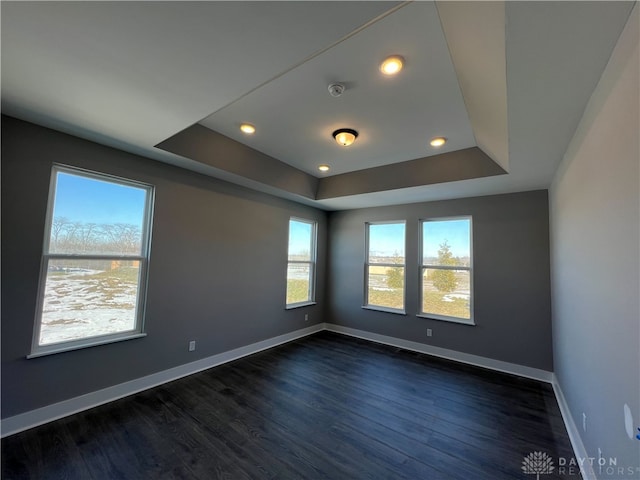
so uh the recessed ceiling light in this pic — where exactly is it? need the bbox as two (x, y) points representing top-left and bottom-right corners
(318, 165), (330, 172)
(240, 123), (256, 134)
(380, 55), (404, 76)
(430, 137), (447, 147)
(332, 128), (359, 147)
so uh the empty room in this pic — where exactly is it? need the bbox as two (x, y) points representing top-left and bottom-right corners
(1, 2), (638, 479)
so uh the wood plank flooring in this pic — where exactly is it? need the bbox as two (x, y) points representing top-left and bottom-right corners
(2, 331), (575, 479)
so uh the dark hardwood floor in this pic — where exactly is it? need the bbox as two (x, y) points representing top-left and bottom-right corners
(2, 331), (575, 479)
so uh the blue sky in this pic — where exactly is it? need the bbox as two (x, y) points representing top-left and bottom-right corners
(52, 172), (147, 227)
(369, 223), (405, 257)
(288, 219), (313, 257)
(367, 220), (470, 259)
(423, 219), (470, 258)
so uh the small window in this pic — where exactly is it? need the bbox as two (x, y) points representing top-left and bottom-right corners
(30, 165), (154, 357)
(286, 218), (317, 307)
(365, 222), (406, 313)
(420, 217), (473, 324)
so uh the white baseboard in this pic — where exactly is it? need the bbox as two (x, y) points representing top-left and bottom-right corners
(0, 323), (324, 438)
(552, 374), (594, 480)
(325, 323), (554, 383)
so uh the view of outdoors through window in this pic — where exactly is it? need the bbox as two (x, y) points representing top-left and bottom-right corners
(367, 222), (405, 310)
(422, 218), (472, 320)
(286, 219), (315, 305)
(37, 169), (151, 347)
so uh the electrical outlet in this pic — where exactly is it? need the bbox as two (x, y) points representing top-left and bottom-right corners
(582, 412), (587, 432)
(427, 328), (433, 337)
(189, 340), (196, 352)
(304, 314), (309, 322)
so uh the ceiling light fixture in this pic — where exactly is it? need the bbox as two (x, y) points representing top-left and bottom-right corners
(318, 165), (330, 172)
(332, 128), (358, 147)
(240, 123), (256, 134)
(430, 136), (447, 147)
(380, 55), (404, 75)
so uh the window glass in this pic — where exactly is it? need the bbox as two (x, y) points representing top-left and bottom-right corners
(286, 218), (316, 307)
(49, 172), (147, 256)
(366, 222), (405, 312)
(32, 166), (153, 355)
(421, 218), (472, 323)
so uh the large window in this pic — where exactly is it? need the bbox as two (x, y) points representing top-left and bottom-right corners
(31, 165), (154, 357)
(420, 217), (473, 324)
(286, 218), (317, 307)
(365, 222), (406, 312)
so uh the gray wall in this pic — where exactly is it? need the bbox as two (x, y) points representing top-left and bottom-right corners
(1, 116), (327, 418)
(550, 6), (639, 476)
(327, 190), (553, 371)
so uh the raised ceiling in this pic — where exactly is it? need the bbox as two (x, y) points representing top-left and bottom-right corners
(199, 1), (478, 176)
(2, 1), (635, 210)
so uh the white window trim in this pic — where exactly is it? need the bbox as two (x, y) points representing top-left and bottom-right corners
(285, 301), (317, 310)
(364, 220), (406, 314)
(29, 164), (155, 358)
(285, 217), (317, 308)
(362, 305), (407, 316)
(419, 216), (474, 325)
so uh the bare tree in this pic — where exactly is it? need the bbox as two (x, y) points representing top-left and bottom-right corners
(77, 223), (98, 252)
(51, 217), (70, 251)
(101, 223), (141, 254)
(54, 220), (141, 255)
(58, 222), (82, 253)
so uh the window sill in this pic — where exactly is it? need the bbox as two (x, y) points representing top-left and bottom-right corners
(362, 305), (407, 316)
(285, 301), (317, 310)
(416, 313), (475, 326)
(27, 333), (147, 359)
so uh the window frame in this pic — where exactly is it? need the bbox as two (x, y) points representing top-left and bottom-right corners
(418, 216), (474, 325)
(363, 220), (407, 315)
(285, 217), (317, 309)
(29, 164), (155, 358)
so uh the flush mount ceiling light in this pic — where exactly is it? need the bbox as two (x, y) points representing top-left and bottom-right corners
(332, 128), (359, 147)
(380, 55), (404, 75)
(240, 123), (256, 134)
(318, 164), (330, 172)
(430, 136), (447, 147)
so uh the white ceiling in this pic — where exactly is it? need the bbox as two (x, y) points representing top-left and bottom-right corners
(200, 1), (477, 176)
(1, 1), (635, 210)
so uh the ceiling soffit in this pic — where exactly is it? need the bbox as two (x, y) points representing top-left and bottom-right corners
(157, 124), (506, 201)
(436, 1), (509, 171)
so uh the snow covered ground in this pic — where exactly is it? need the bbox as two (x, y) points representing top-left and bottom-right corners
(40, 269), (138, 345)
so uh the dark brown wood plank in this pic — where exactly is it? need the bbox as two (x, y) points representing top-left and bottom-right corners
(1, 331), (575, 479)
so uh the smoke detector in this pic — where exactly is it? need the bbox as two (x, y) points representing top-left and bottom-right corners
(328, 83), (345, 97)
